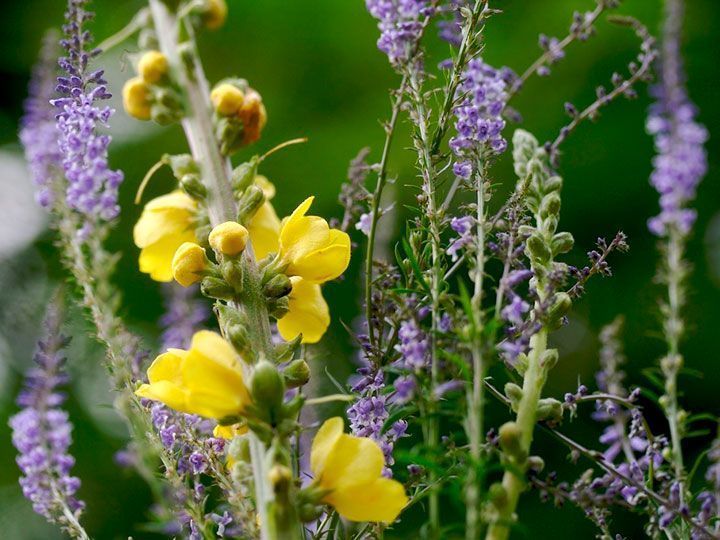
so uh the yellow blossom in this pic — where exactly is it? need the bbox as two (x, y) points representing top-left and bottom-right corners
(209, 221), (249, 256)
(136, 331), (251, 420)
(278, 197), (351, 284)
(211, 83), (245, 116)
(277, 277), (330, 344)
(244, 175), (281, 259)
(122, 76), (151, 120)
(172, 242), (208, 287)
(203, 0), (228, 30)
(138, 50), (168, 84)
(310, 417), (408, 522)
(133, 191), (197, 281)
(213, 423), (248, 439)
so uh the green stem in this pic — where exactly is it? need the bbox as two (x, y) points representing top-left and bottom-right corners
(485, 329), (548, 540)
(146, 3), (295, 538)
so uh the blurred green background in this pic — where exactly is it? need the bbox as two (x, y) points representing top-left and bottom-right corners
(0, 0), (718, 538)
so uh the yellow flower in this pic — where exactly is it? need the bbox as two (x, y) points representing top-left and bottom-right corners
(122, 76), (151, 120)
(311, 417), (408, 523)
(209, 221), (249, 256)
(247, 176), (281, 260)
(172, 242), (209, 287)
(203, 0), (228, 30)
(277, 277), (329, 344)
(134, 191), (198, 282)
(213, 423), (248, 439)
(279, 197), (351, 284)
(136, 330), (251, 420)
(211, 83), (245, 116)
(138, 50), (168, 84)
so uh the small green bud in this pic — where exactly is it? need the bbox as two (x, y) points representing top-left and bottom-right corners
(274, 334), (302, 363)
(526, 233), (552, 265)
(551, 231), (574, 256)
(539, 349), (559, 370)
(544, 175), (563, 193)
(504, 383), (523, 412)
(263, 273), (292, 299)
(251, 360), (285, 421)
(512, 129), (539, 179)
(200, 276), (235, 300)
(226, 323), (252, 359)
(539, 192), (562, 220)
(237, 185), (265, 224)
(542, 216), (559, 236)
(536, 398), (563, 423)
(150, 103), (177, 125)
(498, 421), (524, 458)
(165, 153), (199, 178)
(283, 359), (310, 388)
(298, 502), (324, 523)
(267, 296), (290, 320)
(220, 259), (244, 292)
(155, 87), (182, 109)
(179, 173), (207, 200)
(488, 482), (508, 510)
(547, 292), (572, 324)
(527, 455), (545, 473)
(231, 158), (259, 191)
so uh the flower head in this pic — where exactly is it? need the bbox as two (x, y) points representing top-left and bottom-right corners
(133, 190), (198, 282)
(279, 197), (351, 284)
(211, 83), (245, 116)
(136, 331), (251, 421)
(310, 417), (408, 522)
(277, 277), (330, 344)
(209, 221), (249, 256)
(138, 50), (168, 84)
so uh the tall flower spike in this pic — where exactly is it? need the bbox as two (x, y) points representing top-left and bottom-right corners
(9, 299), (86, 536)
(52, 0), (124, 232)
(20, 31), (63, 209)
(646, 0), (708, 237)
(365, 0), (430, 65)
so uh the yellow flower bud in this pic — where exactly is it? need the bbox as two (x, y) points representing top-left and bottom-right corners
(138, 50), (168, 84)
(209, 221), (249, 256)
(211, 83), (245, 116)
(122, 76), (151, 121)
(238, 91), (267, 145)
(172, 242), (208, 287)
(203, 0), (228, 30)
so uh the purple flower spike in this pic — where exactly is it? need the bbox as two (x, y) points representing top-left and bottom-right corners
(9, 300), (85, 529)
(52, 0), (124, 231)
(366, 0), (430, 65)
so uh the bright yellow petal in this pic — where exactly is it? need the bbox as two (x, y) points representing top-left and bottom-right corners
(285, 229), (351, 283)
(277, 278), (329, 343)
(320, 433), (385, 492)
(183, 389), (245, 420)
(135, 381), (188, 412)
(147, 350), (186, 385)
(279, 196), (315, 250)
(213, 423), (248, 439)
(133, 207), (194, 248)
(324, 477), (408, 523)
(144, 190), (197, 213)
(248, 202), (281, 259)
(310, 417), (344, 479)
(190, 331), (242, 371)
(138, 231), (196, 282)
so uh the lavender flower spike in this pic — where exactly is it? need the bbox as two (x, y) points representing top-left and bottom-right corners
(9, 299), (87, 538)
(20, 31), (63, 209)
(646, 0), (708, 237)
(53, 0), (123, 233)
(365, 0), (431, 65)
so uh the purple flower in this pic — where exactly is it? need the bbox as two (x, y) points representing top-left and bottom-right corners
(646, 0), (708, 237)
(393, 374), (416, 404)
(437, 0), (467, 47)
(395, 319), (429, 370)
(450, 58), (509, 172)
(9, 301), (85, 528)
(52, 0), (123, 231)
(501, 293), (530, 326)
(20, 32), (63, 209)
(447, 215), (475, 261)
(366, 0), (430, 65)
(355, 212), (372, 236)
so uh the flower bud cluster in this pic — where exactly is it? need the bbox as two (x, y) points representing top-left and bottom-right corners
(211, 79), (267, 154)
(123, 49), (183, 124)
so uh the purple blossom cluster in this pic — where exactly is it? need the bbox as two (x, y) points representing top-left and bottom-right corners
(450, 58), (509, 178)
(646, 0), (708, 237)
(437, 0), (466, 47)
(347, 367), (408, 477)
(446, 215), (474, 261)
(9, 304), (84, 527)
(160, 284), (209, 350)
(20, 32), (63, 209)
(365, 0), (431, 65)
(52, 0), (123, 231)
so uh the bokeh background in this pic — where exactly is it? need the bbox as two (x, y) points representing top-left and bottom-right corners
(0, 0), (718, 538)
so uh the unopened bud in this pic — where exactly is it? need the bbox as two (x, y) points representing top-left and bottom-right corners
(526, 233), (551, 265)
(268, 464), (292, 493)
(210, 221), (249, 256)
(488, 482), (508, 509)
(263, 273), (292, 298)
(539, 349), (559, 370)
(138, 50), (168, 84)
(231, 159), (259, 191)
(551, 231), (574, 256)
(267, 296), (290, 319)
(536, 398), (563, 423)
(548, 293), (572, 323)
(200, 276), (235, 300)
(527, 455), (545, 473)
(211, 82), (245, 116)
(540, 192), (562, 220)
(498, 421), (524, 458)
(251, 360), (285, 420)
(504, 383), (523, 411)
(180, 173), (207, 200)
(172, 242), (208, 287)
(237, 185), (266, 223)
(283, 359), (310, 388)
(220, 259), (244, 292)
(122, 77), (151, 120)
(202, 0), (228, 30)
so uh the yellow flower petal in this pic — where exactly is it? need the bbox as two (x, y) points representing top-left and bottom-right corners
(190, 330), (243, 371)
(285, 229), (351, 284)
(279, 196), (315, 248)
(324, 477), (408, 523)
(136, 381), (188, 412)
(248, 201), (281, 260)
(311, 417), (344, 479)
(277, 278), (329, 344)
(147, 350), (186, 385)
(213, 423), (248, 439)
(139, 232), (195, 282)
(144, 190), (197, 213)
(320, 433), (385, 492)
